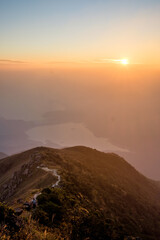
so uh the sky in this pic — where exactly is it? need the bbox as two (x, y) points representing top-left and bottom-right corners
(0, 1), (160, 180)
(0, 0), (160, 65)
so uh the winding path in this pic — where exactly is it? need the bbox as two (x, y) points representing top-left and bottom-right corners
(34, 166), (61, 199)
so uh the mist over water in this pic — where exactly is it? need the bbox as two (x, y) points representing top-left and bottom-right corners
(27, 122), (129, 153)
(0, 67), (160, 179)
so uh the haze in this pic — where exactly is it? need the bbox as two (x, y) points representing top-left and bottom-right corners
(0, 0), (160, 180)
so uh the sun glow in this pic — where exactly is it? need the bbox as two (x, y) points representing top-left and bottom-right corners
(121, 59), (128, 65)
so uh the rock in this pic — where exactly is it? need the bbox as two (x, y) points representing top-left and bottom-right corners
(40, 163), (45, 167)
(23, 168), (29, 175)
(3, 184), (8, 189)
(23, 202), (31, 210)
(15, 208), (23, 216)
(17, 198), (23, 204)
(13, 184), (17, 189)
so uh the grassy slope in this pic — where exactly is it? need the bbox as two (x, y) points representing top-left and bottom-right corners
(0, 146), (160, 239)
(0, 148), (58, 204)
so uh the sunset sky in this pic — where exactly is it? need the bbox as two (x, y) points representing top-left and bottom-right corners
(0, 0), (160, 65)
(0, 1), (160, 180)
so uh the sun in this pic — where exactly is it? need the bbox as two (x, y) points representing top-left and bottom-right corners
(121, 59), (128, 65)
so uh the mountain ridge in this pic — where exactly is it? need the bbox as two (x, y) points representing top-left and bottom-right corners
(0, 146), (160, 239)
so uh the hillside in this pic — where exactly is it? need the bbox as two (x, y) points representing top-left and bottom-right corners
(0, 146), (160, 239)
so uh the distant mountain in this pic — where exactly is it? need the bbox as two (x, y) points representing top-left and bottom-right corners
(0, 152), (7, 159)
(0, 146), (160, 239)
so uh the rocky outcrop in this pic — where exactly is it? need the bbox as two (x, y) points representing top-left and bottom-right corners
(0, 152), (42, 202)
(15, 208), (23, 216)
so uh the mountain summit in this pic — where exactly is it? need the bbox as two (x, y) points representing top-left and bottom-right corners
(0, 146), (160, 239)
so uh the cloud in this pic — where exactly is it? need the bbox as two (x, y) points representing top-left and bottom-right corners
(94, 58), (126, 64)
(0, 59), (27, 64)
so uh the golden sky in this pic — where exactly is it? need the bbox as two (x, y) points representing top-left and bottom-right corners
(0, 0), (160, 66)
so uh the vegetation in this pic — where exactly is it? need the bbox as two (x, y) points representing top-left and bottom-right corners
(0, 146), (160, 239)
(0, 202), (21, 233)
(0, 202), (57, 240)
(32, 187), (125, 239)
